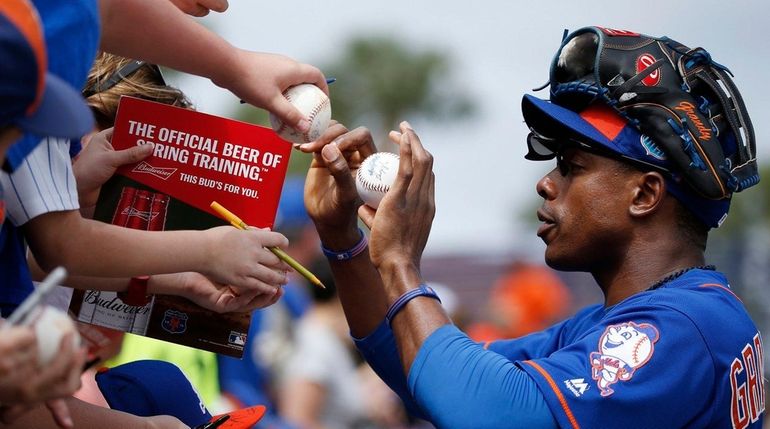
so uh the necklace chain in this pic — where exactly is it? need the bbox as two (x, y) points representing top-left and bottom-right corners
(647, 265), (716, 291)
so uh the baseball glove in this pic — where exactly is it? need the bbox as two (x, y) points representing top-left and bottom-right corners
(545, 26), (758, 200)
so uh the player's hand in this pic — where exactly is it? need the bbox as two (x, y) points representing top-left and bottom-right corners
(167, 0), (228, 17)
(215, 50), (327, 136)
(73, 127), (154, 210)
(359, 122), (435, 270)
(305, 122), (377, 245)
(152, 272), (283, 313)
(201, 226), (290, 294)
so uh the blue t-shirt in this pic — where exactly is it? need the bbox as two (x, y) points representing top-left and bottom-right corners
(356, 269), (764, 429)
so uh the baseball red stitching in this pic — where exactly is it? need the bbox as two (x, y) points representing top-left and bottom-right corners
(275, 88), (329, 143)
(358, 153), (398, 194)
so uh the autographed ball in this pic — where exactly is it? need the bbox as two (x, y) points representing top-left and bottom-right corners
(33, 306), (80, 366)
(356, 152), (400, 209)
(269, 84), (331, 143)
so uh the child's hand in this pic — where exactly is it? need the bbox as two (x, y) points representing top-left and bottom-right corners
(202, 226), (289, 294)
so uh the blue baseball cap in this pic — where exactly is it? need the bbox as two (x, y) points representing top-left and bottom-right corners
(97, 360), (266, 428)
(0, 0), (93, 160)
(3, 0), (99, 172)
(521, 94), (730, 228)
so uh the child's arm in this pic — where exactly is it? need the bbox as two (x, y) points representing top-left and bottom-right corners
(98, 0), (327, 133)
(22, 210), (289, 295)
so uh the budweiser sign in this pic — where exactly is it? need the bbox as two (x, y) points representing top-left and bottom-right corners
(121, 207), (159, 222)
(132, 161), (177, 180)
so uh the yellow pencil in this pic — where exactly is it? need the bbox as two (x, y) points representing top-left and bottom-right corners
(210, 201), (325, 289)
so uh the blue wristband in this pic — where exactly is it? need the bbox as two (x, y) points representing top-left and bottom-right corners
(385, 284), (441, 327)
(321, 228), (368, 261)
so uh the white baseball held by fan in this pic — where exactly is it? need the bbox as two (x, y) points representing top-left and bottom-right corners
(356, 152), (400, 209)
(269, 84), (331, 143)
(32, 306), (80, 366)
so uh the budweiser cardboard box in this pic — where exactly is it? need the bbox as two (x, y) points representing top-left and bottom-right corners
(69, 96), (292, 358)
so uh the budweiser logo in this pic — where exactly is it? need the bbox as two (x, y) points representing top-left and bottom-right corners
(83, 291), (151, 315)
(122, 207), (159, 222)
(132, 161), (177, 180)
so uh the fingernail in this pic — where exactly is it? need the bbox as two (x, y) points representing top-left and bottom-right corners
(63, 417), (74, 427)
(143, 143), (155, 151)
(321, 144), (339, 162)
(299, 143), (311, 151)
(401, 121), (413, 130)
(292, 143), (301, 150)
(297, 119), (311, 133)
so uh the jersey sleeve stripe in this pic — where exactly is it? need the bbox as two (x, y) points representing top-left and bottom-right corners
(523, 360), (581, 429)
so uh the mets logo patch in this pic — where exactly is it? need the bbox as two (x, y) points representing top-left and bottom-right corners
(590, 321), (659, 397)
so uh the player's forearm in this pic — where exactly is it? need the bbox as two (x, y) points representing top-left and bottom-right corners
(24, 211), (210, 278)
(377, 261), (451, 372)
(98, 0), (237, 85)
(407, 325), (557, 429)
(317, 226), (389, 338)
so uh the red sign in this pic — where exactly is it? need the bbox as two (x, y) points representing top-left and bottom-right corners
(111, 96), (292, 228)
(636, 53), (661, 87)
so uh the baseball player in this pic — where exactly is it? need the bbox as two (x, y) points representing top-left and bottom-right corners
(300, 27), (763, 428)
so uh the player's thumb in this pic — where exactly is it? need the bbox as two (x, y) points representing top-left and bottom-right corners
(270, 96), (311, 134)
(321, 143), (357, 197)
(111, 143), (154, 167)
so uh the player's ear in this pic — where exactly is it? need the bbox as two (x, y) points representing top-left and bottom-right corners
(628, 171), (666, 219)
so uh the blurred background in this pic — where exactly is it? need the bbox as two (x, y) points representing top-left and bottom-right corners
(159, 1), (770, 426)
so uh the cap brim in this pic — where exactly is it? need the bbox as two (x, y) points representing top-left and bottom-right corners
(15, 72), (94, 139)
(521, 94), (614, 151)
(211, 405), (266, 429)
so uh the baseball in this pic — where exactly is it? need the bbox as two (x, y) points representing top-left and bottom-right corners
(356, 152), (400, 209)
(33, 306), (80, 366)
(269, 84), (331, 143)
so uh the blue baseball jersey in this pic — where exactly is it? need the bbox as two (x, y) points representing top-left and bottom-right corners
(492, 268), (764, 428)
(356, 268), (763, 429)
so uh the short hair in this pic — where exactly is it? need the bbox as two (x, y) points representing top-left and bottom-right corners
(84, 52), (192, 129)
(613, 158), (708, 250)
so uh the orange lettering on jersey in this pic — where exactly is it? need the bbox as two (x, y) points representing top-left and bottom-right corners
(731, 333), (764, 428)
(731, 358), (749, 429)
(753, 335), (765, 412)
(742, 344), (760, 420)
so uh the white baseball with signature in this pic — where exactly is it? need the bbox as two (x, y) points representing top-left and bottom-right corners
(356, 152), (400, 209)
(269, 84), (331, 143)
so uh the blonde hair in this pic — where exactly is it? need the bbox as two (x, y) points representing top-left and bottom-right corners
(84, 52), (193, 130)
